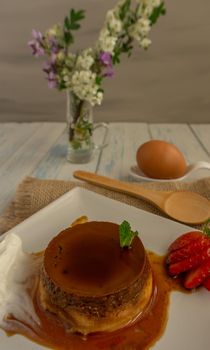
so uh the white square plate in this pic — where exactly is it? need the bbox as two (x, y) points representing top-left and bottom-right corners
(0, 188), (209, 349)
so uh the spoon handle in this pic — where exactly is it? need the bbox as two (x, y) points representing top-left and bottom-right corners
(187, 161), (210, 173)
(73, 171), (170, 211)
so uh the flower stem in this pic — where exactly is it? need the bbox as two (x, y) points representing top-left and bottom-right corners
(67, 91), (84, 142)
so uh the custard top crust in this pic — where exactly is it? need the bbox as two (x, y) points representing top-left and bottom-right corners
(44, 221), (146, 297)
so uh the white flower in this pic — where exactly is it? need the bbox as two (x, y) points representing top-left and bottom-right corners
(153, 0), (161, 6)
(46, 24), (62, 38)
(67, 53), (76, 61)
(114, 0), (126, 10)
(128, 25), (138, 41)
(64, 53), (76, 70)
(61, 68), (72, 87)
(71, 70), (103, 106)
(105, 10), (122, 35)
(97, 28), (117, 54)
(57, 51), (65, 62)
(136, 18), (151, 36)
(136, 0), (161, 7)
(129, 17), (151, 44)
(102, 36), (117, 53)
(76, 49), (94, 70)
(137, 0), (161, 17)
(140, 37), (151, 49)
(90, 91), (103, 105)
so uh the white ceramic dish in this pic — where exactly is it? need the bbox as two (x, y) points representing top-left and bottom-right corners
(130, 161), (210, 182)
(0, 187), (209, 349)
(129, 165), (184, 182)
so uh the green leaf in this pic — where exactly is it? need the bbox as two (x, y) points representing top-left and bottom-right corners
(71, 139), (82, 150)
(149, 2), (166, 25)
(203, 219), (210, 237)
(119, 0), (131, 21)
(127, 50), (132, 57)
(64, 31), (73, 45)
(70, 9), (85, 22)
(70, 9), (75, 21)
(59, 80), (66, 90)
(112, 49), (121, 65)
(63, 9), (85, 47)
(69, 22), (81, 30)
(121, 42), (133, 54)
(95, 76), (103, 85)
(75, 9), (85, 21)
(119, 220), (138, 248)
(64, 16), (70, 29)
(112, 54), (120, 65)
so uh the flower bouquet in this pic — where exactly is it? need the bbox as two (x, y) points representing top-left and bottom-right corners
(29, 0), (165, 163)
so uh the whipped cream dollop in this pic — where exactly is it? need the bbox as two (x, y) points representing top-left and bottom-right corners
(0, 233), (40, 329)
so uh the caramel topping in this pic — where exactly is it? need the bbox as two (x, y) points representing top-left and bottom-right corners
(44, 221), (145, 296)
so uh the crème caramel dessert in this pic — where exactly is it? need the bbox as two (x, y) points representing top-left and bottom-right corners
(39, 221), (155, 335)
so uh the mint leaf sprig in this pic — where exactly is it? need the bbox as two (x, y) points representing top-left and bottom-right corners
(203, 218), (210, 237)
(119, 220), (139, 248)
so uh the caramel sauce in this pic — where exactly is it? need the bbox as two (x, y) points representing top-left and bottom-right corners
(4, 252), (184, 350)
(44, 222), (145, 295)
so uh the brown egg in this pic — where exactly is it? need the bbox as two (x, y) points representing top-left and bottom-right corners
(136, 140), (187, 179)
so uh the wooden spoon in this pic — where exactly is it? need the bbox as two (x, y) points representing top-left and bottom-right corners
(73, 170), (210, 225)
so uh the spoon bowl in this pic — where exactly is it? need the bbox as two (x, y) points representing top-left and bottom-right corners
(130, 161), (210, 182)
(74, 170), (210, 225)
(164, 191), (210, 224)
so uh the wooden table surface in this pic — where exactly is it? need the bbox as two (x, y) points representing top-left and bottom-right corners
(0, 122), (210, 215)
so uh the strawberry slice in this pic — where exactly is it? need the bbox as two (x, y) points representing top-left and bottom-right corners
(168, 246), (210, 276)
(184, 258), (210, 289)
(168, 231), (203, 253)
(203, 277), (210, 291)
(166, 237), (210, 264)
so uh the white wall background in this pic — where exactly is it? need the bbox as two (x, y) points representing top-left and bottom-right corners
(0, 0), (209, 123)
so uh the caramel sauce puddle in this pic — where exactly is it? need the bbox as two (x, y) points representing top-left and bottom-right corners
(3, 251), (186, 350)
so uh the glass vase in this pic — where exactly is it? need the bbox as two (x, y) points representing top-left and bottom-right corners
(66, 91), (109, 163)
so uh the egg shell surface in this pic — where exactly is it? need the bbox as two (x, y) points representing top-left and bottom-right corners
(136, 140), (187, 179)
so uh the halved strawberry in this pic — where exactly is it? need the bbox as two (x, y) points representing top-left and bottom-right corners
(203, 277), (210, 291)
(168, 231), (203, 253)
(168, 246), (210, 276)
(184, 258), (210, 289)
(166, 237), (210, 264)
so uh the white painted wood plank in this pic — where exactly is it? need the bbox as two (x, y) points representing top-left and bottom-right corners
(0, 124), (26, 149)
(97, 123), (151, 181)
(149, 123), (210, 180)
(0, 123), (18, 143)
(149, 124), (209, 161)
(32, 127), (101, 180)
(190, 124), (210, 155)
(31, 127), (67, 179)
(54, 151), (101, 181)
(0, 123), (65, 212)
(0, 123), (40, 166)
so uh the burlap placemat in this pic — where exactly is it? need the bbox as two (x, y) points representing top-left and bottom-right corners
(0, 176), (210, 234)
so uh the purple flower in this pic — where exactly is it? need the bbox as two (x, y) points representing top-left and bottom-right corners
(32, 29), (43, 41)
(48, 36), (60, 54)
(47, 72), (58, 89)
(43, 55), (57, 74)
(99, 51), (114, 78)
(43, 61), (52, 74)
(28, 29), (45, 57)
(43, 58), (58, 89)
(99, 52), (112, 66)
(104, 67), (114, 77)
